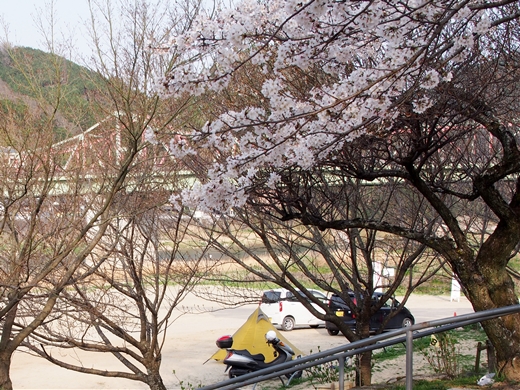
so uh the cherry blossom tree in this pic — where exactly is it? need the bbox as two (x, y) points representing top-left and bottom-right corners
(160, 0), (520, 380)
(191, 183), (444, 385)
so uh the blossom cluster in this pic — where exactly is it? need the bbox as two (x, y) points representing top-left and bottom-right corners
(158, 0), (499, 212)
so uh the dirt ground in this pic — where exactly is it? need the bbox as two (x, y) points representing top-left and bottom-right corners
(11, 292), (475, 389)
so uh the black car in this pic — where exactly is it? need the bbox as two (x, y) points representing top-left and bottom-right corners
(325, 292), (414, 335)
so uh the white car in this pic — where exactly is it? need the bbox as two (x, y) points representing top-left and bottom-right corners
(260, 288), (328, 331)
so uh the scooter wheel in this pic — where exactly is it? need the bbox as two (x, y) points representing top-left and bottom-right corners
(229, 368), (251, 378)
(286, 370), (303, 380)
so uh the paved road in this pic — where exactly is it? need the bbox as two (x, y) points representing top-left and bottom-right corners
(11, 293), (474, 389)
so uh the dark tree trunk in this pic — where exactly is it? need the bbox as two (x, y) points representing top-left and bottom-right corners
(0, 352), (13, 390)
(146, 361), (166, 390)
(357, 350), (372, 386)
(451, 220), (520, 382)
(456, 266), (520, 380)
(355, 323), (372, 386)
(0, 301), (17, 390)
(410, 138), (520, 381)
(147, 375), (166, 390)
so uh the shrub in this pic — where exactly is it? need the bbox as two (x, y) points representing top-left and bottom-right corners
(419, 331), (461, 379)
(306, 348), (356, 386)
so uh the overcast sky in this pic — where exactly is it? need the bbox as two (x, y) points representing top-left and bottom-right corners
(0, 0), (92, 59)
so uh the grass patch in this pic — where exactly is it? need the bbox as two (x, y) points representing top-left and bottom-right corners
(373, 325), (488, 383)
(374, 325), (487, 363)
(389, 374), (504, 389)
(374, 337), (430, 362)
(389, 374), (485, 390)
(390, 379), (449, 390)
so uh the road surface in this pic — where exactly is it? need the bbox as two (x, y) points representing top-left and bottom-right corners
(11, 293), (474, 389)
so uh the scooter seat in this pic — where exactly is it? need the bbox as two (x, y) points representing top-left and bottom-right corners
(233, 349), (265, 362)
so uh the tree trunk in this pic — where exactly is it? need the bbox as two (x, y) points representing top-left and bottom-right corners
(147, 376), (166, 390)
(462, 275), (520, 380)
(453, 249), (520, 381)
(483, 316), (520, 380)
(146, 364), (166, 390)
(0, 352), (13, 390)
(354, 323), (372, 386)
(357, 350), (372, 386)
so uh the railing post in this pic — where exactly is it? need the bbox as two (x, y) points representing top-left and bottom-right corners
(486, 339), (496, 372)
(406, 328), (413, 390)
(475, 341), (483, 373)
(338, 356), (344, 390)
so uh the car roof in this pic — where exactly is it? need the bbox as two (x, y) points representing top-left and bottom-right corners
(331, 291), (396, 301)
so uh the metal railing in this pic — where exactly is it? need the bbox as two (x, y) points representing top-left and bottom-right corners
(200, 304), (520, 390)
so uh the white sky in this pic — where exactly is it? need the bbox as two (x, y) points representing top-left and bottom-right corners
(0, 0), (92, 59)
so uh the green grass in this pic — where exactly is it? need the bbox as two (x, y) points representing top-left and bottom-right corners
(373, 326), (486, 363)
(390, 379), (449, 390)
(388, 374), (515, 390)
(457, 324), (487, 342)
(389, 375), (484, 390)
(373, 325), (488, 385)
(373, 337), (431, 362)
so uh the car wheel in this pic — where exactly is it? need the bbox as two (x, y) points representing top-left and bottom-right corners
(309, 325), (320, 329)
(327, 328), (339, 336)
(281, 316), (295, 331)
(402, 317), (413, 328)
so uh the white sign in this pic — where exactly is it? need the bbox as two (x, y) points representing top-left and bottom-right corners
(451, 277), (461, 302)
(383, 267), (395, 277)
(373, 262), (383, 292)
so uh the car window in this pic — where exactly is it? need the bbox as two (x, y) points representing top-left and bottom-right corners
(286, 291), (299, 302)
(297, 291), (311, 299)
(380, 300), (391, 308)
(311, 291), (327, 300)
(372, 294), (393, 307)
(329, 294), (348, 308)
(261, 291), (281, 303)
(296, 290), (323, 302)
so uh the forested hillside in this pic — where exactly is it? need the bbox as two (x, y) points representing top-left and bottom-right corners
(0, 45), (102, 142)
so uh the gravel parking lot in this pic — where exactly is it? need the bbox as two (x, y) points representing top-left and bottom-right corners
(11, 292), (474, 389)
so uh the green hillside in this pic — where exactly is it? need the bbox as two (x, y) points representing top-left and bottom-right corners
(0, 46), (103, 141)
